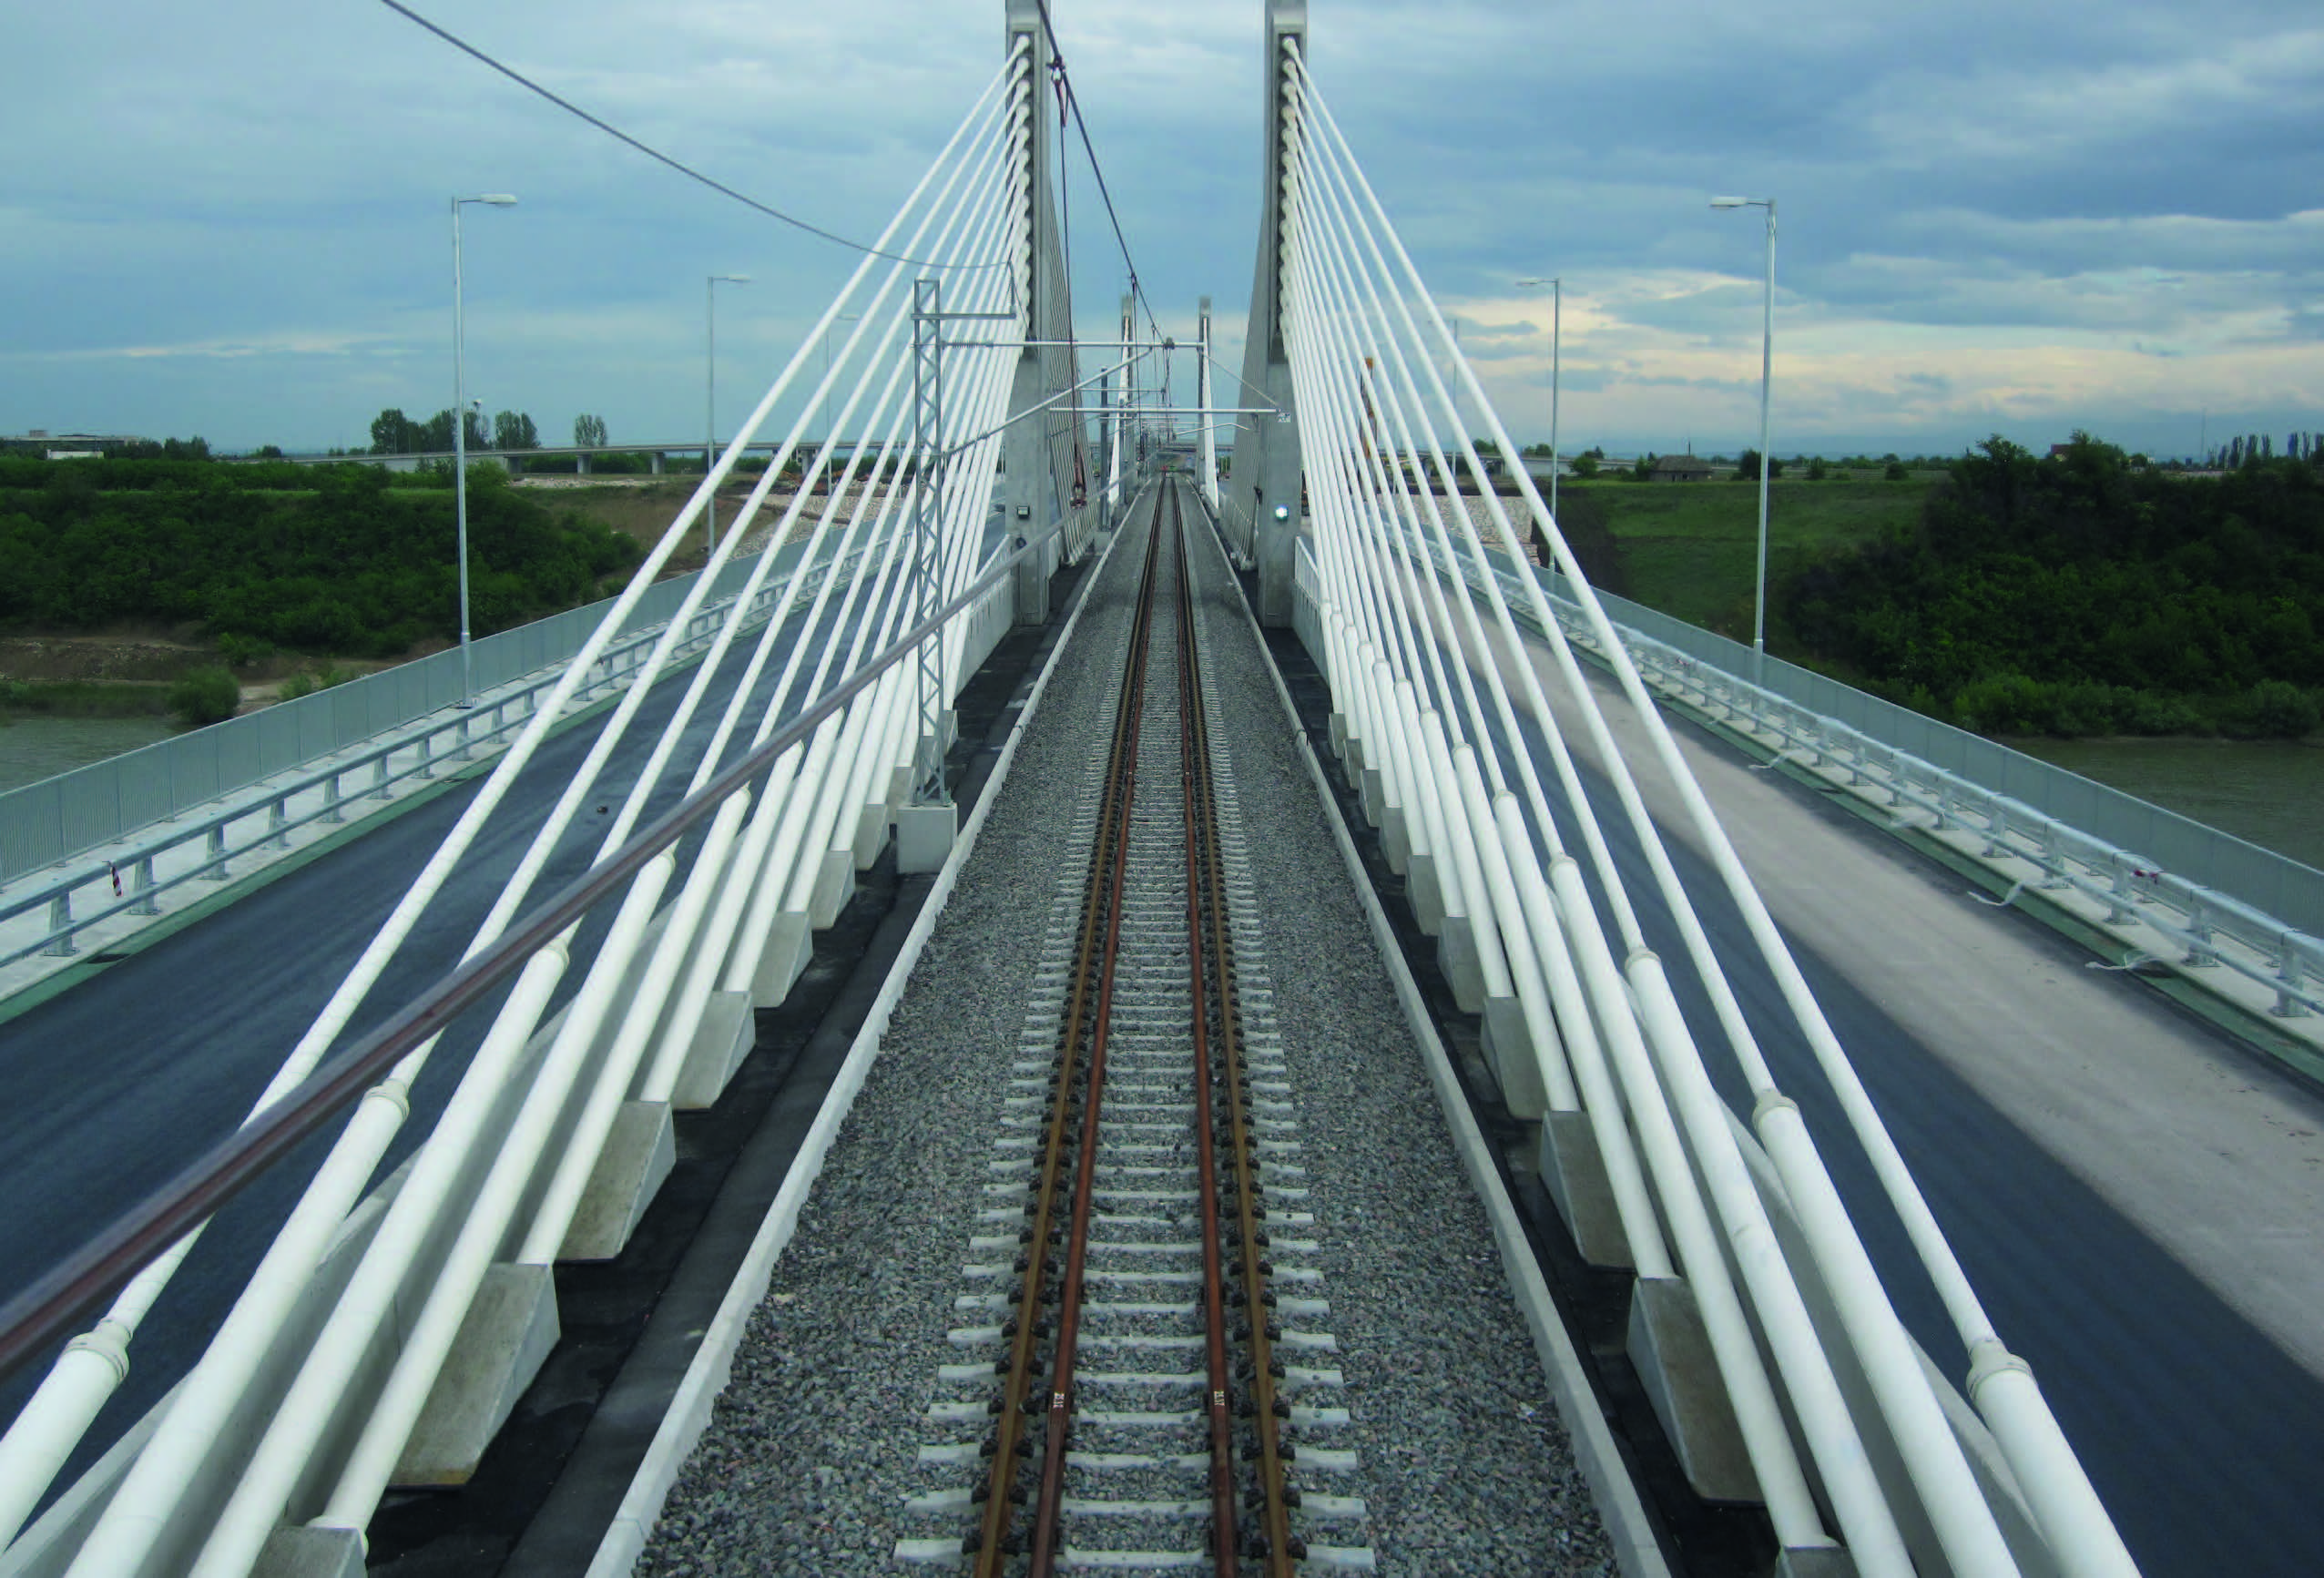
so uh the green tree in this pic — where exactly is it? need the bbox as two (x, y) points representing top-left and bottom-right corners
(494, 411), (539, 451)
(573, 413), (608, 448)
(1737, 448), (1784, 481)
(370, 409), (416, 454)
(1629, 453), (1655, 482)
(1569, 452), (1601, 479)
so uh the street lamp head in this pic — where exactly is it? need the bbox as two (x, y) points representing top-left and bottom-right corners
(1515, 276), (1555, 287)
(1710, 196), (1748, 209)
(712, 273), (750, 284)
(476, 193), (517, 208)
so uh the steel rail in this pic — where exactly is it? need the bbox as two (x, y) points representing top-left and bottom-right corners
(1022, 502), (1164, 1577)
(970, 486), (1164, 1570)
(1177, 480), (1298, 1573)
(1169, 483), (1243, 1574)
(0, 516), (1066, 1390)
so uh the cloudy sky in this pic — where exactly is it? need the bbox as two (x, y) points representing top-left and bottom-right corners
(4, 0), (2318, 459)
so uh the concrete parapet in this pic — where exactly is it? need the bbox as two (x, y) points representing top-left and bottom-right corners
(1537, 1111), (1634, 1268)
(392, 1263), (560, 1487)
(1407, 851), (1446, 935)
(1478, 994), (1548, 1120)
(558, 1100), (676, 1262)
(1437, 914), (1487, 1013)
(251, 1525), (364, 1578)
(751, 911), (813, 1007)
(1626, 1276), (1759, 1505)
(676, 990), (756, 1111)
(1379, 803), (1411, 875)
(808, 847), (856, 930)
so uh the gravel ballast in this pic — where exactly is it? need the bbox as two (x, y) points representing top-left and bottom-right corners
(637, 484), (1617, 1576)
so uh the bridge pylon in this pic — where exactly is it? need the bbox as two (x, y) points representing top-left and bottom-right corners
(1002, 0), (1094, 626)
(1228, 0), (1308, 625)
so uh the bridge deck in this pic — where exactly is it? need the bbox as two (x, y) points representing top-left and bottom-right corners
(5, 492), (2321, 1575)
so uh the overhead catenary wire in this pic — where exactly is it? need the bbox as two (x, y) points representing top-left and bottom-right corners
(1024, 0), (1163, 342)
(374, 0), (1009, 272)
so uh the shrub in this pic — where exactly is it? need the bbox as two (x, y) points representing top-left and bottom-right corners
(1883, 461), (1910, 481)
(169, 666), (241, 728)
(217, 633), (274, 669)
(278, 665), (354, 701)
(2225, 680), (2321, 738)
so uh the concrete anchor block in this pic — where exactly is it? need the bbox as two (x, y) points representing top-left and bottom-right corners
(1478, 995), (1549, 1120)
(1774, 1545), (1860, 1578)
(559, 1100), (676, 1261)
(809, 847), (855, 928)
(1360, 767), (1384, 828)
(1538, 1112), (1635, 1268)
(853, 799), (892, 870)
(1345, 732), (1368, 776)
(1626, 1277), (1759, 1505)
(675, 989), (756, 1111)
(898, 802), (958, 874)
(1407, 852), (1447, 936)
(885, 762), (913, 812)
(1380, 803), (1412, 874)
(252, 1525), (365, 1578)
(1327, 712), (1347, 760)
(1437, 916), (1487, 1014)
(752, 911), (813, 1007)
(391, 1263), (560, 1487)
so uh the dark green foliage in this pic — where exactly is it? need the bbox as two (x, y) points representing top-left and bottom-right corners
(0, 458), (640, 657)
(1736, 449), (1784, 481)
(168, 667), (240, 728)
(1883, 461), (1910, 481)
(1541, 489), (1627, 596)
(1784, 433), (2324, 737)
(1569, 452), (1601, 479)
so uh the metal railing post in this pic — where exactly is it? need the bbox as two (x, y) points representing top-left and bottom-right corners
(42, 893), (76, 957)
(202, 824), (229, 881)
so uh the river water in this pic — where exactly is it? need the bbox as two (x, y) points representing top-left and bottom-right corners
(2011, 737), (2324, 871)
(0, 717), (177, 796)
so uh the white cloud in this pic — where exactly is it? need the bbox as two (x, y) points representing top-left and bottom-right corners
(0, 0), (2317, 456)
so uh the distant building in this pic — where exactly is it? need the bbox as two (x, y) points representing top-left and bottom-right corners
(1649, 454), (1715, 483)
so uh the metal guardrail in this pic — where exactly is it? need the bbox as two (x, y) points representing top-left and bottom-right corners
(0, 549), (797, 885)
(0, 537), (870, 968)
(1432, 540), (2324, 1022)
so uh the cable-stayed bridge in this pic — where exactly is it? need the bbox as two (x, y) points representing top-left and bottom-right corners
(4, 4), (2322, 1574)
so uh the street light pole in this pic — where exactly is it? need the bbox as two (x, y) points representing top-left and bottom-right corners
(452, 193), (516, 706)
(705, 273), (750, 561)
(1712, 195), (1776, 679)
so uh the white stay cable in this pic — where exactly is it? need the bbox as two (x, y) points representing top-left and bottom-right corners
(1279, 85), (1895, 1560)
(181, 88), (1034, 1578)
(25, 61), (1026, 1578)
(1297, 53), (2131, 1575)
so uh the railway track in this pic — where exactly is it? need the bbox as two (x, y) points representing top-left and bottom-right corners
(896, 483), (1377, 1573)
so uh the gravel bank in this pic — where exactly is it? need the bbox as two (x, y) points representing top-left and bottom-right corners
(637, 484), (1616, 1575)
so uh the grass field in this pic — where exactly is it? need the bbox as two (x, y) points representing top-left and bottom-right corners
(1571, 475), (1932, 647)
